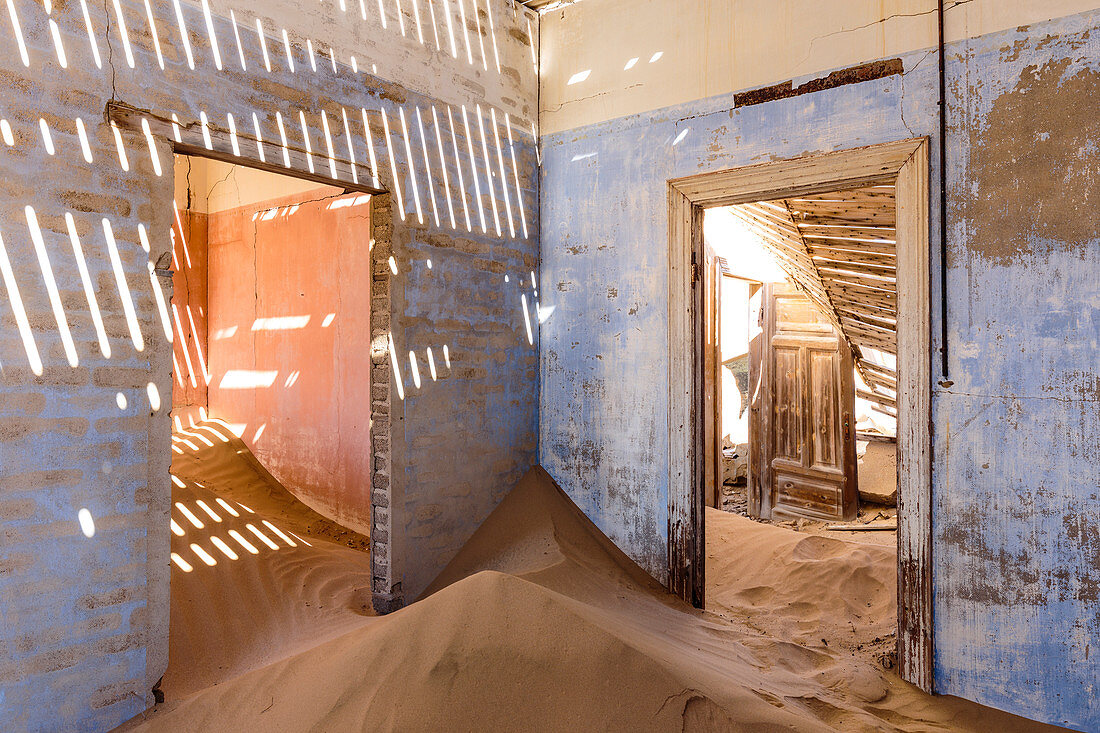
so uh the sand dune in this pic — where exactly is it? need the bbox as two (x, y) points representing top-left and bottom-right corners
(120, 452), (1060, 732)
(157, 421), (374, 699)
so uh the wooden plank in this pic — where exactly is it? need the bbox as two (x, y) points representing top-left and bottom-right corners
(864, 372), (899, 391)
(791, 188), (896, 203)
(739, 203), (804, 235)
(817, 271), (897, 292)
(857, 387), (898, 408)
(873, 402), (898, 418)
(833, 303), (898, 329)
(809, 241), (893, 260)
(846, 332), (897, 355)
(842, 316), (898, 340)
(808, 240), (897, 258)
(794, 211), (895, 228)
(833, 303), (898, 325)
(798, 225), (898, 242)
(849, 333), (898, 356)
(792, 199), (897, 217)
(108, 102), (382, 195)
(791, 197), (897, 215)
(826, 521), (898, 531)
(862, 361), (898, 378)
(827, 281), (899, 302)
(857, 431), (897, 443)
(669, 138), (921, 206)
(820, 271), (898, 292)
(828, 280), (899, 300)
(811, 255), (897, 275)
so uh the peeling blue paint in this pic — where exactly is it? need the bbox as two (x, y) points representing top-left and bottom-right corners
(540, 10), (1100, 731)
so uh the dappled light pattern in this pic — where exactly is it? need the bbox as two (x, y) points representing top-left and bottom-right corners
(0, 0), (538, 379)
(163, 416), (373, 697)
(0, 0), (538, 726)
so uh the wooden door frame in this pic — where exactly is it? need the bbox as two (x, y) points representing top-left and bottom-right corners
(666, 138), (932, 691)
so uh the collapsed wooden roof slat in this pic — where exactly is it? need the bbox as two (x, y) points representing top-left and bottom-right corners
(796, 225), (897, 242)
(812, 257), (898, 275)
(833, 303), (897, 327)
(858, 388), (898, 409)
(791, 188), (896, 203)
(794, 209), (895, 227)
(864, 371), (898, 391)
(862, 361), (897, 379)
(806, 246), (896, 267)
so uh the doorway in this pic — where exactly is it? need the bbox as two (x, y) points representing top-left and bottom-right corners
(666, 139), (932, 690)
(169, 154), (376, 534)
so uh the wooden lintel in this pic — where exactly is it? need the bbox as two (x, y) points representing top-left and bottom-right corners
(107, 102), (384, 196)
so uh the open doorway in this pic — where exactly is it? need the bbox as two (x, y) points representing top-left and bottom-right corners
(667, 139), (931, 690)
(161, 154), (378, 697)
(169, 154), (374, 534)
(699, 184), (903, 668)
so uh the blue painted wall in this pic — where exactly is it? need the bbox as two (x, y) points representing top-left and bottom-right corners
(539, 10), (1099, 730)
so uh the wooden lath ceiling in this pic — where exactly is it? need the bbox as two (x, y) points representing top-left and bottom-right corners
(728, 184), (899, 415)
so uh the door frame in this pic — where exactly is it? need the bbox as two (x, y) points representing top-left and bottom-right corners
(666, 138), (932, 691)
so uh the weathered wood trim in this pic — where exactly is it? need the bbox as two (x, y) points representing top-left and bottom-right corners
(667, 186), (690, 601)
(108, 102), (384, 196)
(667, 185), (704, 606)
(669, 139), (917, 206)
(666, 138), (932, 690)
(895, 139), (933, 691)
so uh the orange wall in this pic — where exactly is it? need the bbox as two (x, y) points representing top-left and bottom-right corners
(206, 190), (373, 535)
(171, 208), (209, 411)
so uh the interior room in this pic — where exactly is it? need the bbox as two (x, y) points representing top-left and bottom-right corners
(170, 155), (374, 533)
(162, 156), (376, 697)
(704, 187), (900, 524)
(1, 0), (1097, 731)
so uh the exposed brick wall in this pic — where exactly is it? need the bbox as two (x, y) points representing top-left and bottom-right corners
(369, 192), (397, 610)
(0, 0), (538, 729)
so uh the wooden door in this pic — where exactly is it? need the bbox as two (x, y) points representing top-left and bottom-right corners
(750, 284), (858, 521)
(703, 255), (723, 508)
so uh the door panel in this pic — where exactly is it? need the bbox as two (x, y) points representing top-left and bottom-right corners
(773, 471), (843, 520)
(752, 283), (858, 521)
(773, 346), (802, 465)
(809, 349), (838, 468)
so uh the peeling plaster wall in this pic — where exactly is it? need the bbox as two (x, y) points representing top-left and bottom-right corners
(539, 6), (1099, 730)
(934, 15), (1100, 729)
(0, 0), (538, 730)
(539, 0), (1100, 135)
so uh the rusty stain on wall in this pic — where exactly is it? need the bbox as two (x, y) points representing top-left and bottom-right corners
(733, 59), (904, 108)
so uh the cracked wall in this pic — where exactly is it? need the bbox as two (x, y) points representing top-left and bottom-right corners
(0, 0), (538, 730)
(539, 3), (1100, 730)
